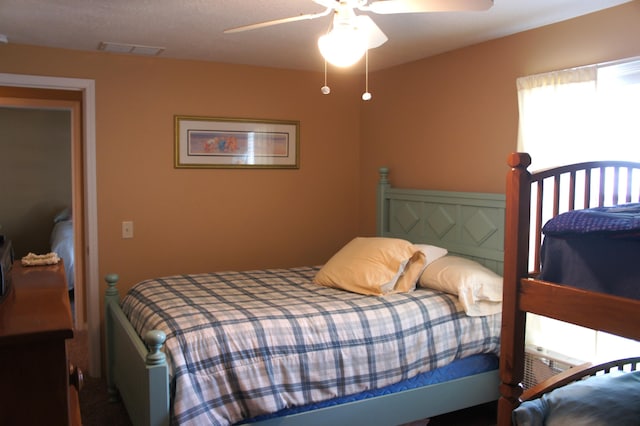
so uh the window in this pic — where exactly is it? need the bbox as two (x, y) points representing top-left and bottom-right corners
(516, 57), (640, 362)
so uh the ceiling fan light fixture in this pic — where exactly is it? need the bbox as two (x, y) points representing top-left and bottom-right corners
(318, 23), (367, 67)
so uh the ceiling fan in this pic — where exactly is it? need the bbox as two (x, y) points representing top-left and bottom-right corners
(224, 0), (494, 66)
(225, 0), (493, 100)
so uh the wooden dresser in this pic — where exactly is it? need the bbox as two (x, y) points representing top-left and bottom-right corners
(0, 261), (82, 425)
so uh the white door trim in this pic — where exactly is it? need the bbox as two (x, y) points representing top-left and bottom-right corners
(0, 73), (101, 378)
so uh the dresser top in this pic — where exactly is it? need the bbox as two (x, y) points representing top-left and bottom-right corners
(0, 261), (73, 343)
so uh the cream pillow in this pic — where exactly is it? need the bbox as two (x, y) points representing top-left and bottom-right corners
(314, 237), (427, 296)
(419, 255), (503, 316)
(414, 244), (448, 266)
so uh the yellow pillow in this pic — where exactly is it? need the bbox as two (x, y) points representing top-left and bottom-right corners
(314, 237), (426, 296)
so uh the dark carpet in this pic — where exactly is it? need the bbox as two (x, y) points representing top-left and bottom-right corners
(69, 330), (132, 426)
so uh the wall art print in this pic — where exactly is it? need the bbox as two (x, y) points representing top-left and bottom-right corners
(174, 115), (299, 169)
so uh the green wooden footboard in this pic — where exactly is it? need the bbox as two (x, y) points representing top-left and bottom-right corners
(105, 274), (170, 426)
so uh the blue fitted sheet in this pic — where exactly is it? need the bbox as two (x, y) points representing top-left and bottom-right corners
(244, 353), (498, 423)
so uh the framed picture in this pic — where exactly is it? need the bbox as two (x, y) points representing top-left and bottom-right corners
(174, 115), (300, 169)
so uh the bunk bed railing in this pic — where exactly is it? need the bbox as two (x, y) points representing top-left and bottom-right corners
(520, 356), (640, 402)
(527, 161), (640, 275)
(498, 153), (640, 426)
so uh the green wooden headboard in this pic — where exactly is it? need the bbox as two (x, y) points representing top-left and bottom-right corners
(376, 167), (505, 275)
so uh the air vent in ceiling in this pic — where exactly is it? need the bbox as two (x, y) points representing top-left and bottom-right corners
(98, 42), (164, 56)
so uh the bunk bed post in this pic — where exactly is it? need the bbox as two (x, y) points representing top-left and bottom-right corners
(497, 153), (532, 426)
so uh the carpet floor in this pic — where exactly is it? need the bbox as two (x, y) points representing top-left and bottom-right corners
(69, 329), (132, 426)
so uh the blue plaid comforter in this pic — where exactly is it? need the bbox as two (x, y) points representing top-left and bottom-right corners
(121, 266), (501, 425)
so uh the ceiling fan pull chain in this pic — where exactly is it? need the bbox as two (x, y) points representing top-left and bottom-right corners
(321, 60), (331, 95)
(362, 50), (372, 101)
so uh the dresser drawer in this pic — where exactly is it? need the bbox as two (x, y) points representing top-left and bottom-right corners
(0, 261), (78, 425)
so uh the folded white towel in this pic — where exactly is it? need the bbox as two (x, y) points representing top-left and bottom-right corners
(21, 252), (61, 266)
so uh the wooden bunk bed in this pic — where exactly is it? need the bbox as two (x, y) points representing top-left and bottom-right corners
(104, 167), (507, 426)
(498, 152), (640, 425)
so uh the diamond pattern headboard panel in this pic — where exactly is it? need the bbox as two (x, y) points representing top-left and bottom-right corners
(376, 168), (505, 274)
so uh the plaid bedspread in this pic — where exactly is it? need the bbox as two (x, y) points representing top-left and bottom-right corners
(121, 266), (501, 426)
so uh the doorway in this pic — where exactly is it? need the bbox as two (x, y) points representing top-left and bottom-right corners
(0, 73), (100, 378)
(0, 99), (84, 328)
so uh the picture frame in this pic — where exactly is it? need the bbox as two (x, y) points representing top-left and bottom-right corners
(174, 115), (300, 169)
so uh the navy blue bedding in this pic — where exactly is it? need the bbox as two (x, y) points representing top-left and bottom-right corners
(542, 203), (640, 238)
(539, 204), (640, 300)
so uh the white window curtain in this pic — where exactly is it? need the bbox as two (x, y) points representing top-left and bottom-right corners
(516, 58), (640, 362)
(517, 66), (598, 170)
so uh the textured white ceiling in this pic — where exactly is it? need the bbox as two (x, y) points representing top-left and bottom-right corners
(0, 0), (632, 72)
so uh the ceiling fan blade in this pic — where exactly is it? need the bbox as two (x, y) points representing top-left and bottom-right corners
(312, 0), (338, 7)
(365, 0), (493, 14)
(224, 8), (333, 34)
(354, 15), (388, 49)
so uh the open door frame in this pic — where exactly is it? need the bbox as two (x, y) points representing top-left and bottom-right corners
(0, 72), (100, 378)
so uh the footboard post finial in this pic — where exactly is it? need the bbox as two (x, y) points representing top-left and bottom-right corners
(145, 330), (167, 366)
(105, 273), (120, 298)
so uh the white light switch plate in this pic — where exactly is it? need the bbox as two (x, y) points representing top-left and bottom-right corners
(122, 221), (134, 239)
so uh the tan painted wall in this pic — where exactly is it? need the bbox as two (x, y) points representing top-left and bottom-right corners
(0, 2), (639, 291)
(358, 1), (640, 234)
(0, 45), (363, 290)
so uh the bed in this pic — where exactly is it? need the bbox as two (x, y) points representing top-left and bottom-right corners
(50, 207), (74, 291)
(497, 153), (640, 425)
(104, 167), (507, 426)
